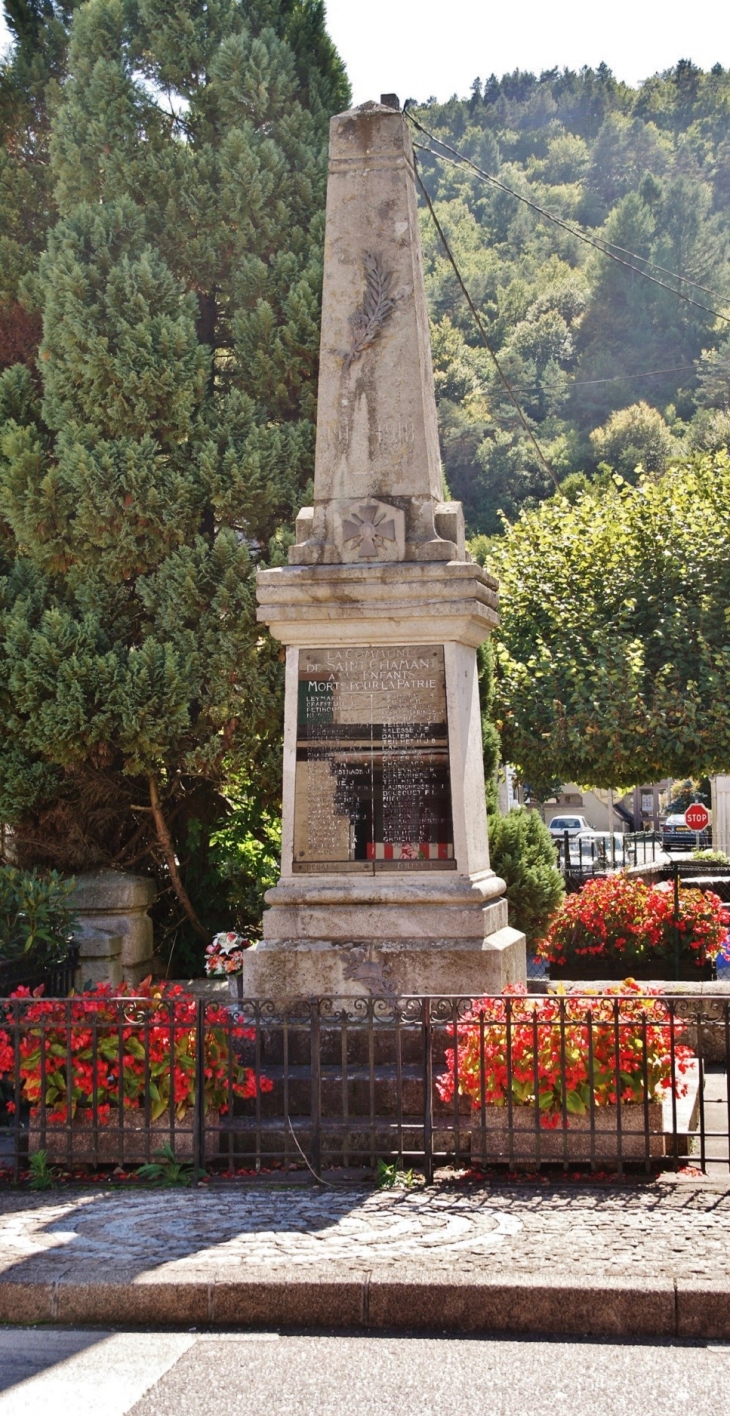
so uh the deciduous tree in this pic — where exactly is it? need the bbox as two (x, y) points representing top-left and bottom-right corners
(491, 452), (730, 792)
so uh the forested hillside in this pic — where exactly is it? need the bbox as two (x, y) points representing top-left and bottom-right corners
(415, 64), (730, 534)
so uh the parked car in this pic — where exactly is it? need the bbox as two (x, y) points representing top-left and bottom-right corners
(662, 813), (710, 849)
(547, 814), (592, 839)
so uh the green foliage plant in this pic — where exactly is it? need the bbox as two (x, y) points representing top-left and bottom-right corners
(492, 451), (730, 791)
(28, 1148), (56, 1189)
(477, 640), (564, 945)
(414, 65), (730, 535)
(0, 0), (77, 373)
(0, 864), (75, 962)
(136, 1140), (194, 1186)
(488, 809), (565, 949)
(0, 0), (349, 942)
(375, 1159), (415, 1189)
(589, 401), (681, 479)
(208, 788), (282, 934)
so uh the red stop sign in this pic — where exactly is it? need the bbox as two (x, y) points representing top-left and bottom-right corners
(685, 803), (710, 831)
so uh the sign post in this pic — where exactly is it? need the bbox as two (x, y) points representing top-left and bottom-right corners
(685, 803), (710, 850)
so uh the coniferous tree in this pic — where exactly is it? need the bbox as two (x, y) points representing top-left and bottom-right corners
(0, 0), (78, 369)
(415, 64), (730, 534)
(0, 0), (348, 941)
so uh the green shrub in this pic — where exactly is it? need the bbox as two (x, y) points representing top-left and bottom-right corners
(488, 809), (564, 948)
(208, 798), (282, 936)
(0, 867), (76, 964)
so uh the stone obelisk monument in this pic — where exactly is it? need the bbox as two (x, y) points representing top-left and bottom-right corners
(245, 99), (526, 997)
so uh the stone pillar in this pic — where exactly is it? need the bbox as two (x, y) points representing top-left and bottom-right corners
(711, 777), (730, 856)
(71, 870), (156, 988)
(244, 102), (525, 999)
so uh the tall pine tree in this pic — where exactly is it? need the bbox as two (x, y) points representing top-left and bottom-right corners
(0, 0), (78, 369)
(0, 0), (349, 940)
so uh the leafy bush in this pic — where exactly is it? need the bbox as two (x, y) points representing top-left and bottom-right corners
(0, 980), (272, 1123)
(0, 867), (76, 964)
(437, 983), (694, 1118)
(155, 789), (282, 978)
(488, 809), (564, 947)
(537, 873), (728, 973)
(208, 798), (282, 933)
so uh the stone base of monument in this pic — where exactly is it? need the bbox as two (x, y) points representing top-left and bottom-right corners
(241, 870), (526, 998)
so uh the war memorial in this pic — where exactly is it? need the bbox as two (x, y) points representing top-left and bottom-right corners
(245, 100), (526, 999)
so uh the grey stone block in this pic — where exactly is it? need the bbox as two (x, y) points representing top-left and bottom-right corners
(70, 869), (156, 985)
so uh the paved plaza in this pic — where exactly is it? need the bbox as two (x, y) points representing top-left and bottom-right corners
(1, 1175), (729, 1337)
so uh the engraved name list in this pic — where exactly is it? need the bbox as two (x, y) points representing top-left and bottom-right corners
(293, 645), (454, 872)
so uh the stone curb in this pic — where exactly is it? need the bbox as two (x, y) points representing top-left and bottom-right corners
(1, 1273), (729, 1339)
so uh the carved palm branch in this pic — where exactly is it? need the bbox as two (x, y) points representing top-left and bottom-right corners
(344, 252), (397, 371)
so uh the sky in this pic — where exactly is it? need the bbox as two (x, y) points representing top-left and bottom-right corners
(324, 0), (730, 103)
(0, 0), (728, 99)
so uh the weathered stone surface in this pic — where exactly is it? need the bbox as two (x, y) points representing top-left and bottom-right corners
(289, 103), (447, 566)
(71, 870), (155, 986)
(471, 1103), (666, 1166)
(2, 1179), (730, 1336)
(254, 102), (525, 999)
(72, 926), (123, 987)
(28, 1111), (215, 1164)
(256, 561), (499, 647)
(242, 928), (526, 999)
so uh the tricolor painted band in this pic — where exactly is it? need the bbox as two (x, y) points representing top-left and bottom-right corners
(366, 842), (453, 860)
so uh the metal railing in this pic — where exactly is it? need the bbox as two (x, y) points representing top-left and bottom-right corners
(555, 830), (663, 880)
(0, 945), (79, 999)
(1, 991), (728, 1182)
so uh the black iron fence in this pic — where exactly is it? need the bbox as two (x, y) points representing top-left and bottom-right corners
(1, 991), (728, 1182)
(0, 945), (79, 1000)
(554, 830), (663, 880)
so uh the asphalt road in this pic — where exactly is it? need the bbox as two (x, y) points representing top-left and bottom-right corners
(1, 1329), (730, 1416)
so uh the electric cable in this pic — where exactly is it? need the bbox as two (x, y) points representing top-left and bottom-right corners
(414, 154), (562, 493)
(406, 111), (730, 327)
(495, 364), (698, 394)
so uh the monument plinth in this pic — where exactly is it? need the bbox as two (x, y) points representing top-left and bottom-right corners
(246, 101), (526, 998)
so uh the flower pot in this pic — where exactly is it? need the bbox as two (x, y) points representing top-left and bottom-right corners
(470, 1100), (666, 1167)
(548, 958), (715, 982)
(29, 1108), (219, 1166)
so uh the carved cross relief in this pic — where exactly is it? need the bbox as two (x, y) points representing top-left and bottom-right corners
(334, 499), (405, 562)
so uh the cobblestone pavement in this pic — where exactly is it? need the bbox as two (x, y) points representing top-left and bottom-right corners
(1, 1176), (730, 1284)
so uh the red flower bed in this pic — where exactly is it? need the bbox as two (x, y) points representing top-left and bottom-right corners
(536, 873), (728, 974)
(437, 983), (693, 1123)
(0, 979), (272, 1125)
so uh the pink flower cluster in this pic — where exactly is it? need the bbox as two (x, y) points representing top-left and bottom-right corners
(205, 931), (252, 977)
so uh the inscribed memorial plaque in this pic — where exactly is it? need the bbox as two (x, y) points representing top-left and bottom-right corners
(293, 645), (454, 872)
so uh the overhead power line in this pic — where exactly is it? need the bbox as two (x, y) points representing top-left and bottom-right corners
(594, 241), (724, 303)
(413, 156), (562, 494)
(406, 111), (730, 328)
(571, 364), (697, 386)
(504, 364), (698, 394)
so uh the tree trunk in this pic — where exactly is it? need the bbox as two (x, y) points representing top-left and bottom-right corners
(148, 776), (210, 942)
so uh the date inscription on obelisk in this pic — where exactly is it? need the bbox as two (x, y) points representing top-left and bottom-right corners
(293, 645), (454, 872)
